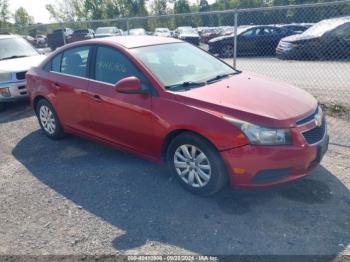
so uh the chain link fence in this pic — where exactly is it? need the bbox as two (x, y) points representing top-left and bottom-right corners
(1, 1), (350, 147)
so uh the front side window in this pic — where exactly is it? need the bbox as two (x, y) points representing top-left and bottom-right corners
(61, 46), (90, 77)
(94, 46), (146, 85)
(131, 42), (237, 88)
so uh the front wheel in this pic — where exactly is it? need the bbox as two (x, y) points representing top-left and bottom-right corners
(36, 99), (65, 140)
(166, 132), (228, 196)
(0, 102), (6, 112)
(220, 44), (234, 58)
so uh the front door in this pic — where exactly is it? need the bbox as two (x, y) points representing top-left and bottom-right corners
(87, 45), (155, 155)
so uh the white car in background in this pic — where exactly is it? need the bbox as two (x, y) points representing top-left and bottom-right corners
(0, 34), (46, 112)
(153, 28), (171, 37)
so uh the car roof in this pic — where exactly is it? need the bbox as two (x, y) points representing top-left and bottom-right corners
(88, 35), (182, 49)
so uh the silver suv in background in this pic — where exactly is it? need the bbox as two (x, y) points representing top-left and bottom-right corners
(95, 27), (122, 38)
(0, 34), (46, 112)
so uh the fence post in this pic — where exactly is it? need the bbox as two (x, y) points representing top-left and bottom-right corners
(61, 22), (66, 45)
(233, 10), (238, 70)
(126, 18), (130, 34)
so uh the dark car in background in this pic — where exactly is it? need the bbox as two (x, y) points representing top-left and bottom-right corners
(174, 27), (200, 45)
(95, 27), (122, 38)
(200, 28), (223, 44)
(69, 29), (95, 43)
(277, 16), (350, 60)
(47, 28), (74, 50)
(35, 35), (47, 48)
(277, 24), (312, 34)
(209, 25), (293, 57)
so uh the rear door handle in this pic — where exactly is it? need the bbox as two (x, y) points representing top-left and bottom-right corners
(92, 94), (103, 103)
(52, 82), (62, 88)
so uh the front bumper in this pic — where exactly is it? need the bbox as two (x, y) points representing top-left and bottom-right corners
(0, 80), (29, 102)
(276, 42), (301, 59)
(221, 123), (329, 189)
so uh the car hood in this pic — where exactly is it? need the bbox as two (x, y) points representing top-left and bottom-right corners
(172, 73), (317, 128)
(281, 33), (319, 43)
(209, 34), (233, 43)
(0, 55), (46, 73)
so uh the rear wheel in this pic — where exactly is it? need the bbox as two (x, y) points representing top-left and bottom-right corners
(166, 132), (228, 196)
(36, 99), (65, 140)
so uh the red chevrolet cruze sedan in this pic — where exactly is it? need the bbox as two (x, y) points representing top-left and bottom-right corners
(26, 36), (328, 195)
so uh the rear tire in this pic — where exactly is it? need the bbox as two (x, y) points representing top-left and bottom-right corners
(36, 99), (65, 140)
(166, 132), (228, 196)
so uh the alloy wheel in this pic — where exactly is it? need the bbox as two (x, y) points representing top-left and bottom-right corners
(39, 105), (56, 135)
(173, 144), (211, 188)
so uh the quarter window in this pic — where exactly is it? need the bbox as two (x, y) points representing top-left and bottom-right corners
(52, 53), (62, 72)
(61, 46), (90, 77)
(94, 46), (146, 85)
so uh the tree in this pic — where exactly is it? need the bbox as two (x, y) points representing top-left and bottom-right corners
(151, 0), (167, 15)
(46, 0), (84, 22)
(0, 0), (10, 26)
(174, 0), (191, 14)
(174, 0), (191, 26)
(14, 7), (34, 27)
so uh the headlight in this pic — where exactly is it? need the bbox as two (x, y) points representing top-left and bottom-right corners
(224, 116), (292, 145)
(0, 72), (12, 82)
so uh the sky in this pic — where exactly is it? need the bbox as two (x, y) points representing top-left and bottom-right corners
(9, 0), (216, 24)
(9, 0), (55, 24)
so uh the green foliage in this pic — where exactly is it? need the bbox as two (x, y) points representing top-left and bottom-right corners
(0, 0), (10, 26)
(14, 7), (34, 27)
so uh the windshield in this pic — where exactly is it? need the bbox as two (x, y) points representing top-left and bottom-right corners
(96, 27), (114, 34)
(131, 42), (237, 88)
(130, 29), (146, 35)
(74, 30), (89, 34)
(156, 28), (169, 33)
(180, 28), (197, 34)
(0, 37), (38, 60)
(303, 19), (346, 37)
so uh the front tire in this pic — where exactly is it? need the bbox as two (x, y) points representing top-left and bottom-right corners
(36, 99), (65, 140)
(220, 44), (234, 58)
(0, 102), (6, 112)
(166, 132), (228, 196)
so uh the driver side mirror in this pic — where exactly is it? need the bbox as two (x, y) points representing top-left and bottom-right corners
(115, 76), (148, 94)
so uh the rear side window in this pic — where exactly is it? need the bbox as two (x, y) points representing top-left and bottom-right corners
(94, 46), (146, 85)
(61, 46), (90, 77)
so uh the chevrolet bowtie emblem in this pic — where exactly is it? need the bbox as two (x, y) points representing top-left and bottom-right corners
(315, 112), (322, 127)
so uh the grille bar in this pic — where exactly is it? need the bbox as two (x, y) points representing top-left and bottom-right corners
(302, 116), (326, 144)
(16, 71), (27, 80)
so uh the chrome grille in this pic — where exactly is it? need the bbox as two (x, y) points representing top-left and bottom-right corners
(302, 117), (326, 144)
(16, 71), (27, 80)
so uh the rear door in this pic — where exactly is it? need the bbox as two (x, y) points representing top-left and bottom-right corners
(48, 45), (93, 133)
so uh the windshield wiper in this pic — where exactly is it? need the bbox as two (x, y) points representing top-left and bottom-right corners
(165, 81), (206, 91)
(0, 55), (28, 61)
(205, 72), (238, 84)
